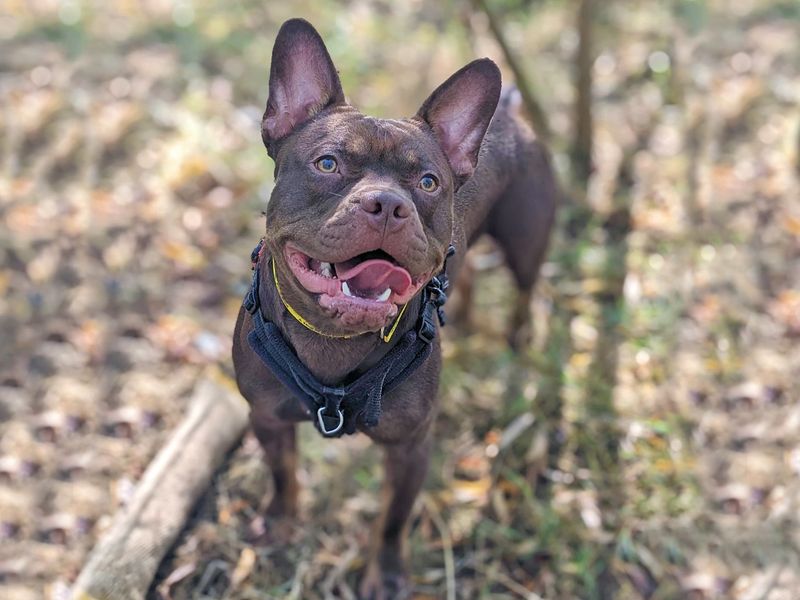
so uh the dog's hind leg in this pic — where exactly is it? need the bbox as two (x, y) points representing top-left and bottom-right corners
(448, 251), (476, 328)
(486, 142), (557, 350)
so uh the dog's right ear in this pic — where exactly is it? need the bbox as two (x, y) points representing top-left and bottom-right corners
(262, 19), (345, 152)
(415, 59), (501, 181)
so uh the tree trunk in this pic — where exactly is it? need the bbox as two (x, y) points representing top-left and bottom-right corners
(471, 0), (551, 141)
(573, 0), (594, 184)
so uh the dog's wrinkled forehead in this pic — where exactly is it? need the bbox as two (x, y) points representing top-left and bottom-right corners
(345, 118), (430, 163)
(289, 110), (449, 177)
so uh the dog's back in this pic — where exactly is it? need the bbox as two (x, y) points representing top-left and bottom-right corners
(452, 86), (558, 345)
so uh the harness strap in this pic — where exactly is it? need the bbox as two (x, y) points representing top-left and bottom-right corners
(243, 241), (454, 438)
(247, 309), (433, 436)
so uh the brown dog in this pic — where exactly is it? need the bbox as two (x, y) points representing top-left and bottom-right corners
(232, 18), (557, 598)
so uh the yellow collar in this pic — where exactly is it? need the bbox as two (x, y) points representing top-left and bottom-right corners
(270, 259), (409, 343)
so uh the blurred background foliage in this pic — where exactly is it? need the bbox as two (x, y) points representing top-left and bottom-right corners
(1, 0), (799, 599)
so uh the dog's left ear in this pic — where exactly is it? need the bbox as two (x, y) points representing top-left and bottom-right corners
(415, 59), (501, 179)
(262, 19), (345, 151)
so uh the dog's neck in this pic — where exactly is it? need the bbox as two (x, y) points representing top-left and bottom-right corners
(255, 254), (420, 386)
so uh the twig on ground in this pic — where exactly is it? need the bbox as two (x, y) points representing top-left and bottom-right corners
(286, 556), (311, 600)
(321, 540), (359, 600)
(421, 493), (456, 600)
(475, 561), (544, 600)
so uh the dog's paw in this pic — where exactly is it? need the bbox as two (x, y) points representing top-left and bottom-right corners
(245, 514), (297, 546)
(358, 559), (411, 600)
(508, 296), (534, 352)
(507, 324), (532, 352)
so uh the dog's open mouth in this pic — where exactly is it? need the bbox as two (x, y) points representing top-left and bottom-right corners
(283, 244), (429, 328)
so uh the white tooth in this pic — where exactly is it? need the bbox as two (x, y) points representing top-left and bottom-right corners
(342, 281), (354, 297)
(320, 262), (333, 278)
(376, 288), (391, 302)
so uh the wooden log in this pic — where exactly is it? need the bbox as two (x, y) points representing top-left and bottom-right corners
(70, 374), (249, 600)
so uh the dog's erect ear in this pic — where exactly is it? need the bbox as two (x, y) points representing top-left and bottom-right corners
(416, 59), (501, 179)
(262, 19), (345, 149)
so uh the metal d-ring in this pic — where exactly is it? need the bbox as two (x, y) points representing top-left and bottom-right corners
(317, 406), (344, 436)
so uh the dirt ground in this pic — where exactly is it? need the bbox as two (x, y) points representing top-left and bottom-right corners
(1, 1), (799, 599)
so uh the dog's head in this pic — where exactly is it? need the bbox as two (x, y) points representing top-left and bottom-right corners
(261, 18), (501, 336)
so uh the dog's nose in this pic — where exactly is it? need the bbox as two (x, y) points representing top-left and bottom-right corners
(360, 191), (412, 232)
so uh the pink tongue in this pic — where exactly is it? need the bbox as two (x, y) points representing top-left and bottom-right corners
(335, 259), (412, 295)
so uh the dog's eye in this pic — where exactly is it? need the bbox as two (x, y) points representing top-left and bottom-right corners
(419, 174), (439, 192)
(315, 156), (338, 173)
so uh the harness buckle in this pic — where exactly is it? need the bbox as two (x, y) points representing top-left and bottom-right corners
(418, 308), (437, 343)
(251, 238), (265, 269)
(317, 406), (344, 436)
(243, 269), (260, 314)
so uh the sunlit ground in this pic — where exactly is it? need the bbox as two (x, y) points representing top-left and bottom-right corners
(1, 1), (799, 598)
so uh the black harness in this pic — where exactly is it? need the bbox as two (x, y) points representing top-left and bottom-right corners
(243, 241), (454, 438)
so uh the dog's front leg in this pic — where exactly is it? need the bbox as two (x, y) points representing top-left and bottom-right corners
(360, 433), (432, 600)
(257, 423), (299, 518)
(247, 411), (299, 544)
